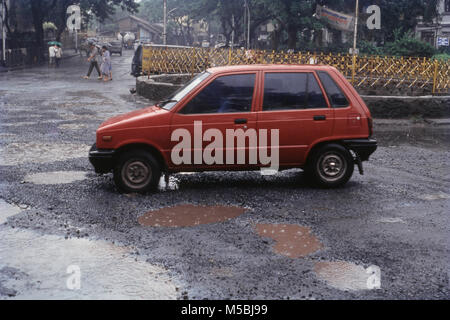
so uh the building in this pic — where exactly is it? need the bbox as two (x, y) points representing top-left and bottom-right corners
(415, 0), (450, 48)
(116, 15), (163, 43)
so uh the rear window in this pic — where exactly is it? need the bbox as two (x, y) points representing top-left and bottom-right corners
(263, 73), (328, 111)
(317, 71), (349, 108)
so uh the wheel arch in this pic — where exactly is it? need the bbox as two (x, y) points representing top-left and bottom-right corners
(305, 140), (349, 166)
(114, 143), (167, 172)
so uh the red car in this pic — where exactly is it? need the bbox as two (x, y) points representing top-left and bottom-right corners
(89, 65), (377, 193)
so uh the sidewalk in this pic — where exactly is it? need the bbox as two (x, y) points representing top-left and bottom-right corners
(1, 51), (80, 72)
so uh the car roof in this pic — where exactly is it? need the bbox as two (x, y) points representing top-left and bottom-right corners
(206, 64), (337, 74)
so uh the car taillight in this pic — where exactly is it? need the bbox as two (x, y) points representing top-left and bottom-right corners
(368, 118), (373, 137)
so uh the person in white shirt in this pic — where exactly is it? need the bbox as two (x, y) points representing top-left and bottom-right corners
(49, 45), (56, 66)
(55, 45), (63, 68)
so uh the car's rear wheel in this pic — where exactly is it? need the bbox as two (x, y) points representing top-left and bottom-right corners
(113, 150), (161, 193)
(305, 144), (354, 188)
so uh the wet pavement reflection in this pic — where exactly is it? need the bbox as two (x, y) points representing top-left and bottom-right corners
(314, 261), (372, 291)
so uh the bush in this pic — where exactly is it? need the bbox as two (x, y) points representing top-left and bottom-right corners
(432, 53), (450, 61)
(384, 33), (436, 57)
(359, 40), (382, 56)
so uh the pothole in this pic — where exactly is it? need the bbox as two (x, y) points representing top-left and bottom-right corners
(255, 224), (323, 258)
(0, 200), (23, 224)
(0, 143), (91, 166)
(138, 204), (247, 227)
(0, 227), (178, 299)
(314, 261), (378, 291)
(24, 171), (87, 185)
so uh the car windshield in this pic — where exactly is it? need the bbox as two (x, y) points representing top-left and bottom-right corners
(158, 72), (211, 110)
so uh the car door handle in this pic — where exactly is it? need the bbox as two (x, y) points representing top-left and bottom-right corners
(235, 118), (248, 125)
(314, 115), (326, 121)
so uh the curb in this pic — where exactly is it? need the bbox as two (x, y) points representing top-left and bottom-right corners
(374, 118), (450, 126)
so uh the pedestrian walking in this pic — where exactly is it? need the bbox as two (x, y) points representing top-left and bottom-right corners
(100, 45), (112, 82)
(84, 43), (102, 79)
(48, 45), (56, 67)
(55, 45), (63, 68)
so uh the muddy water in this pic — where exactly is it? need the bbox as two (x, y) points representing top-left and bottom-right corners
(138, 204), (247, 227)
(255, 224), (323, 258)
(24, 171), (87, 185)
(0, 143), (91, 166)
(0, 227), (177, 299)
(0, 200), (22, 224)
(314, 261), (371, 291)
(418, 192), (450, 201)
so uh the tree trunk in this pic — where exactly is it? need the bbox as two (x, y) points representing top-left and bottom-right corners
(30, 0), (45, 61)
(287, 23), (297, 49)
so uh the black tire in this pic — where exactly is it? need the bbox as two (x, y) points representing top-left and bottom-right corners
(305, 144), (354, 188)
(113, 150), (161, 193)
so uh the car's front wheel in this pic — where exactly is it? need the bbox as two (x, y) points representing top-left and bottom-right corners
(305, 144), (354, 188)
(113, 150), (161, 193)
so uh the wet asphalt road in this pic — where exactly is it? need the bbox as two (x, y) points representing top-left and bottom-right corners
(0, 51), (449, 300)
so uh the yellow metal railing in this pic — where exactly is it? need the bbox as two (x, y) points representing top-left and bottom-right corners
(142, 46), (450, 94)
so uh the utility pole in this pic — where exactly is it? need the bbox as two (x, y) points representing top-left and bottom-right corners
(231, 14), (235, 49)
(247, 1), (251, 49)
(351, 0), (359, 84)
(1, 0), (6, 66)
(163, 0), (167, 45)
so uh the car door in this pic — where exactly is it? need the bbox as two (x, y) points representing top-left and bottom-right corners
(169, 72), (259, 171)
(256, 71), (334, 167)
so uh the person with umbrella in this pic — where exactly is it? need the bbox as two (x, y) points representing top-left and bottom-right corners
(84, 42), (102, 80)
(55, 44), (63, 68)
(48, 41), (56, 67)
(100, 45), (112, 82)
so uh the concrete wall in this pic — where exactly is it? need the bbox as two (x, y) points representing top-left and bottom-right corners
(136, 74), (192, 102)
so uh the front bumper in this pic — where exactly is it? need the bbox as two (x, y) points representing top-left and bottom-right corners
(343, 139), (378, 162)
(89, 144), (116, 174)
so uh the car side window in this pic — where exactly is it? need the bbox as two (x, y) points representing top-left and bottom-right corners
(179, 74), (256, 114)
(263, 73), (328, 111)
(317, 71), (349, 108)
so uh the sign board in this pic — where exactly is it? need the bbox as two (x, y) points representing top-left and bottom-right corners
(316, 5), (355, 32)
(437, 37), (449, 47)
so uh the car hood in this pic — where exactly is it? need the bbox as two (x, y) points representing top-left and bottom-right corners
(99, 105), (168, 131)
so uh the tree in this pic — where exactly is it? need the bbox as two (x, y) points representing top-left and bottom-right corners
(25, 0), (138, 47)
(319, 0), (438, 43)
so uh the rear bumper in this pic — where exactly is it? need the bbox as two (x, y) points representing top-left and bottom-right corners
(343, 139), (378, 161)
(89, 144), (116, 174)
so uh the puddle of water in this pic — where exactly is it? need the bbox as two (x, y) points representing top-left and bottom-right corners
(58, 124), (87, 131)
(255, 224), (323, 258)
(138, 204), (246, 227)
(419, 192), (450, 201)
(0, 143), (91, 166)
(0, 227), (177, 299)
(377, 217), (406, 224)
(0, 200), (22, 224)
(158, 175), (180, 191)
(0, 122), (37, 127)
(314, 261), (370, 291)
(24, 171), (87, 185)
